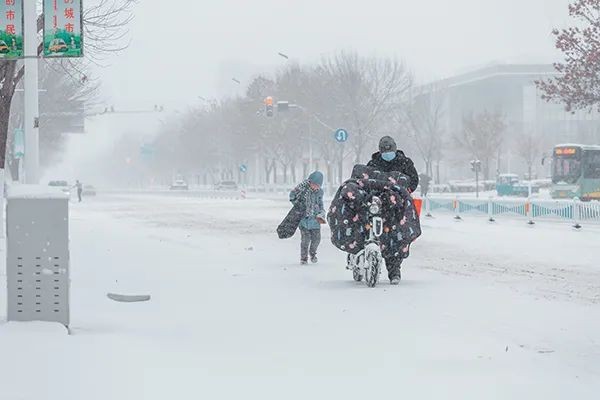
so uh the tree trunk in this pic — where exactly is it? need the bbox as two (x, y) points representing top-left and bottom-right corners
(0, 168), (4, 237)
(426, 160), (432, 177)
(338, 144), (344, 185)
(282, 164), (288, 184)
(483, 157), (490, 180)
(496, 148), (502, 177)
(0, 97), (11, 169)
(354, 132), (364, 165)
(272, 161), (277, 185)
(0, 60), (18, 169)
(264, 158), (272, 184)
(435, 161), (441, 184)
(291, 162), (297, 183)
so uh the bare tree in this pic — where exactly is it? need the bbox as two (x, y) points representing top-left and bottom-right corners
(8, 61), (100, 174)
(513, 129), (545, 181)
(319, 52), (413, 164)
(405, 84), (448, 180)
(455, 111), (507, 180)
(146, 54), (414, 189)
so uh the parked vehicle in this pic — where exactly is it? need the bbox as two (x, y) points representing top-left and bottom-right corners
(482, 180), (496, 191)
(48, 180), (70, 195)
(496, 174), (540, 197)
(170, 180), (189, 190)
(448, 180), (484, 193)
(214, 181), (238, 191)
(430, 183), (451, 193)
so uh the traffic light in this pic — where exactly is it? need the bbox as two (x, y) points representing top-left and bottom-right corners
(264, 96), (274, 117)
(470, 160), (482, 172)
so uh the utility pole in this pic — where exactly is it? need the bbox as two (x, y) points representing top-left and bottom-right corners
(307, 115), (313, 170)
(471, 159), (482, 198)
(23, 0), (39, 184)
(475, 167), (480, 198)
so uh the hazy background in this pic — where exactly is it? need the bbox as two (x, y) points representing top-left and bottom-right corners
(94, 0), (569, 112)
(39, 0), (574, 185)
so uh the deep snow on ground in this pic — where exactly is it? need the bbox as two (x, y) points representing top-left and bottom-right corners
(0, 192), (599, 400)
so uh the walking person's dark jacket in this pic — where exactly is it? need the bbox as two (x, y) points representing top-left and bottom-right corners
(367, 150), (419, 193)
(289, 181), (325, 230)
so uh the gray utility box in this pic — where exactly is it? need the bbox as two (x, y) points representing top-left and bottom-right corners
(6, 185), (70, 327)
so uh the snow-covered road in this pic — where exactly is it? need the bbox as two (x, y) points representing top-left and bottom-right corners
(1, 193), (599, 400)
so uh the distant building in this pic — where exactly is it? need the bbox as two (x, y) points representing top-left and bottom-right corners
(420, 63), (600, 179)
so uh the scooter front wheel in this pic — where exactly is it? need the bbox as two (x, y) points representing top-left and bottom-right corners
(364, 243), (382, 288)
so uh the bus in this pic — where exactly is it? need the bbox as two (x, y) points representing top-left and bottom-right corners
(551, 144), (600, 201)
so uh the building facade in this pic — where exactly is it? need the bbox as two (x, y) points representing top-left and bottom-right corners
(422, 64), (600, 180)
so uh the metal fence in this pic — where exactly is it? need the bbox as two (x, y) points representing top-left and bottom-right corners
(422, 196), (600, 228)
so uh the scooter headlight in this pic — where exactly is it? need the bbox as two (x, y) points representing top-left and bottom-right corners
(369, 197), (382, 214)
(369, 203), (380, 214)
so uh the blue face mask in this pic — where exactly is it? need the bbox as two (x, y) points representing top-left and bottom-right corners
(381, 151), (396, 162)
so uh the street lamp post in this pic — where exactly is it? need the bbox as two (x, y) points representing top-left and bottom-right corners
(307, 114), (313, 170)
(23, 0), (39, 184)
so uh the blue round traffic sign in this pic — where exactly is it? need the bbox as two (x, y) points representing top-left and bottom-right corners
(334, 128), (349, 143)
(239, 164), (248, 173)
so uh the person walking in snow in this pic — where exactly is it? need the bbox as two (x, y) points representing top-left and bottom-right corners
(289, 171), (326, 264)
(74, 180), (83, 202)
(419, 173), (432, 197)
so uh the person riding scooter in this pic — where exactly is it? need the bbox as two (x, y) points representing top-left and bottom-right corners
(366, 136), (419, 284)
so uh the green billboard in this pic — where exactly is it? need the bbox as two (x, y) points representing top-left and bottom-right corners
(43, 0), (83, 58)
(0, 0), (24, 59)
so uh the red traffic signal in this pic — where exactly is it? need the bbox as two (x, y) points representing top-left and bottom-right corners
(264, 96), (274, 117)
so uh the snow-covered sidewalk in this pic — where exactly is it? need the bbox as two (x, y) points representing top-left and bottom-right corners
(0, 194), (599, 399)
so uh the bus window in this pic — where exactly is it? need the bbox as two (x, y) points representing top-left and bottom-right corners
(553, 157), (581, 184)
(584, 152), (600, 179)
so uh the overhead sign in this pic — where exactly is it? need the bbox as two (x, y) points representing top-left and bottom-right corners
(140, 143), (155, 157)
(334, 128), (348, 143)
(554, 147), (579, 156)
(43, 0), (83, 58)
(0, 0), (24, 59)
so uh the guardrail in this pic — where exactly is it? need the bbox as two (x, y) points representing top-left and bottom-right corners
(422, 196), (600, 228)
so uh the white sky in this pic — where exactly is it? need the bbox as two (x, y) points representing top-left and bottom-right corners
(93, 0), (571, 112)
